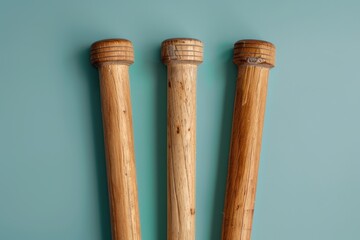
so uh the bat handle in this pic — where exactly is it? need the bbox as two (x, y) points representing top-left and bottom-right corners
(161, 38), (203, 240)
(91, 39), (141, 240)
(222, 40), (276, 240)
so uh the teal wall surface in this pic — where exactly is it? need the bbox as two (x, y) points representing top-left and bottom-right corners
(1, 0), (360, 239)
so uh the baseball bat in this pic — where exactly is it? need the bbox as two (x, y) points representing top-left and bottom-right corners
(221, 39), (276, 240)
(90, 39), (141, 240)
(161, 38), (203, 240)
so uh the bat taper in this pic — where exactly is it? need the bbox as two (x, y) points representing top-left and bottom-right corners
(222, 39), (276, 240)
(91, 39), (141, 240)
(161, 38), (203, 240)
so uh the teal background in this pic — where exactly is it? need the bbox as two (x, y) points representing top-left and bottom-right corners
(1, 0), (360, 239)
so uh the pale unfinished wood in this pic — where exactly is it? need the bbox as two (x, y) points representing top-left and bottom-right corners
(222, 40), (276, 240)
(91, 39), (141, 240)
(161, 38), (203, 240)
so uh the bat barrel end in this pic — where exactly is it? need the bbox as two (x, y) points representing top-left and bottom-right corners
(90, 38), (134, 67)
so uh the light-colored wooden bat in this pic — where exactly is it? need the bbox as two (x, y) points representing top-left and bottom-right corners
(161, 38), (203, 240)
(222, 39), (276, 240)
(90, 39), (141, 240)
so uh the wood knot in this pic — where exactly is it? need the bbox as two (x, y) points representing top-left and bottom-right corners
(190, 208), (195, 215)
(176, 126), (180, 134)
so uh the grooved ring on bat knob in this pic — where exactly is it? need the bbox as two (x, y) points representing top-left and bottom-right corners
(161, 38), (203, 65)
(233, 39), (276, 68)
(90, 39), (134, 67)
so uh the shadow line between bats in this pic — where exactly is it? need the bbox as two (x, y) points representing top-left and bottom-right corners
(79, 46), (112, 240)
(210, 48), (237, 240)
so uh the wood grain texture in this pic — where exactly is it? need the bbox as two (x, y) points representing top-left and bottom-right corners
(161, 38), (203, 240)
(222, 40), (276, 240)
(91, 39), (141, 240)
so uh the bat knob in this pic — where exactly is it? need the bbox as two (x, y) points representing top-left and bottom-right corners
(90, 39), (134, 67)
(233, 39), (276, 68)
(161, 38), (203, 65)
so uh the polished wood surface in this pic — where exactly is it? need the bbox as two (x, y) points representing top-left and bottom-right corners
(161, 38), (203, 240)
(91, 39), (141, 240)
(222, 40), (276, 240)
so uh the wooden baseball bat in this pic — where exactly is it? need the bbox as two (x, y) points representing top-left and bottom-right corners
(90, 39), (141, 240)
(161, 38), (203, 240)
(221, 39), (276, 240)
